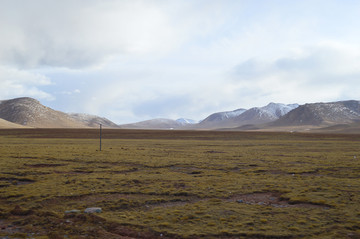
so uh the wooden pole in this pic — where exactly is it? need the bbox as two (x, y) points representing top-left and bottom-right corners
(99, 123), (102, 151)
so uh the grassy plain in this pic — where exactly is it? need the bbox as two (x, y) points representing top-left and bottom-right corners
(0, 129), (359, 238)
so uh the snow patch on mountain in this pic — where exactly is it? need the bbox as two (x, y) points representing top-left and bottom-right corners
(258, 103), (299, 118)
(200, 108), (247, 123)
(176, 118), (197, 125)
(224, 109), (247, 118)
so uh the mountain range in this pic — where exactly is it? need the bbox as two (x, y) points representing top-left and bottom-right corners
(0, 97), (359, 133)
(196, 103), (299, 129)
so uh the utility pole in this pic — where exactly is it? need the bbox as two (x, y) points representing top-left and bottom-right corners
(99, 123), (102, 151)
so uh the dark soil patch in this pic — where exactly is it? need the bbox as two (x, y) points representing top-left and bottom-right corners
(24, 163), (66, 168)
(0, 177), (35, 186)
(110, 168), (139, 174)
(15, 178), (35, 185)
(0, 219), (24, 235)
(205, 150), (226, 153)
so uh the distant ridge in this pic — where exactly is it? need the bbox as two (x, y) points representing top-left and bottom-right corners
(120, 118), (184, 129)
(69, 113), (120, 128)
(0, 97), (118, 128)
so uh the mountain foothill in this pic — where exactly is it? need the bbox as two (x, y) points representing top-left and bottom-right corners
(0, 97), (359, 133)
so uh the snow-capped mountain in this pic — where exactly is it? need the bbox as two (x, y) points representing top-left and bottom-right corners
(259, 103), (299, 119)
(197, 103), (298, 129)
(236, 103), (299, 122)
(200, 108), (247, 124)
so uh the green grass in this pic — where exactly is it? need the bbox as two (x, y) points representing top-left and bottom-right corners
(0, 129), (359, 238)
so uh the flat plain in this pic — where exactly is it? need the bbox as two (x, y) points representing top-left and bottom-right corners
(0, 129), (359, 238)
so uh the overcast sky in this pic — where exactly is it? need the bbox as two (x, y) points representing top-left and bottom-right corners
(1, 0), (360, 124)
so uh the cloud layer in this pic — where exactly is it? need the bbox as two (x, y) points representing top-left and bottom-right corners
(0, 0), (186, 68)
(1, 0), (360, 123)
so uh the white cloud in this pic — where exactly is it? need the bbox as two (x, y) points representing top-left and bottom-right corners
(0, 66), (53, 100)
(230, 42), (360, 106)
(59, 89), (81, 95)
(0, 0), (186, 69)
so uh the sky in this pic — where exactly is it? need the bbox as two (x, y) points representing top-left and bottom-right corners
(1, 0), (360, 124)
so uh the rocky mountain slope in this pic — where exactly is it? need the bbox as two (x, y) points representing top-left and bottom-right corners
(0, 97), (86, 128)
(0, 97), (118, 128)
(271, 100), (360, 127)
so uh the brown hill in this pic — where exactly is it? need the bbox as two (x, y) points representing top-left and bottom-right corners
(0, 97), (120, 128)
(0, 118), (28, 128)
(0, 97), (88, 128)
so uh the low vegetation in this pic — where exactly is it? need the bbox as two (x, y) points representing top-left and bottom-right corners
(0, 129), (359, 238)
